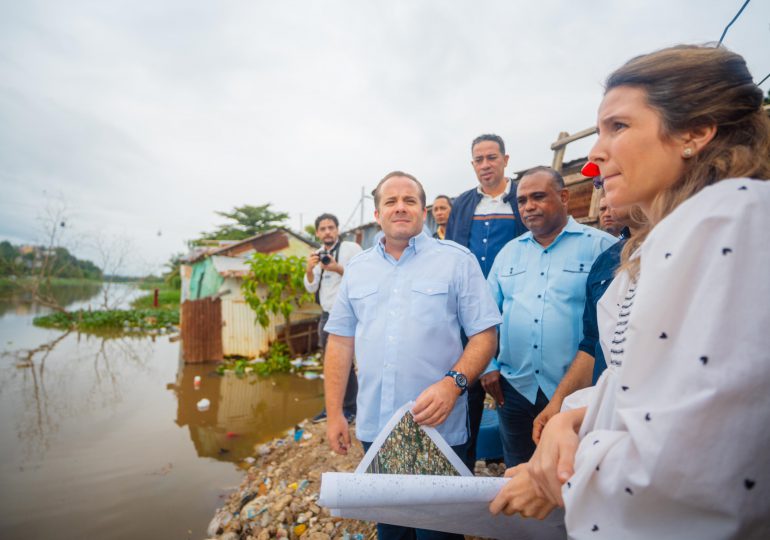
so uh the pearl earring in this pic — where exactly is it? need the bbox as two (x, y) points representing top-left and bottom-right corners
(683, 148), (693, 158)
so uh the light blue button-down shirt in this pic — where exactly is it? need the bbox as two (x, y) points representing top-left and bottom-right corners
(325, 231), (502, 446)
(486, 217), (617, 404)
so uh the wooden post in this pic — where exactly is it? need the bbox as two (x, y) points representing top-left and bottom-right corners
(551, 131), (569, 173)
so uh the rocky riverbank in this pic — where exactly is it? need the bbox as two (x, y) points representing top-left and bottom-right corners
(205, 419), (506, 540)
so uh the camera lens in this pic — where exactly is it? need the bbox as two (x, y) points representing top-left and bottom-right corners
(320, 255), (331, 265)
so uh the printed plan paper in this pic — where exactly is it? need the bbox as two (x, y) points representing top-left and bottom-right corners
(319, 402), (566, 539)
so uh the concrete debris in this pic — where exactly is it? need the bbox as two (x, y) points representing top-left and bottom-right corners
(207, 418), (506, 540)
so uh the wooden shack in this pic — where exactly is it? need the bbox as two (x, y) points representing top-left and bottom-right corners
(180, 228), (320, 363)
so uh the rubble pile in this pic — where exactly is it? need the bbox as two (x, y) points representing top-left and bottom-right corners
(206, 420), (375, 540)
(206, 419), (506, 540)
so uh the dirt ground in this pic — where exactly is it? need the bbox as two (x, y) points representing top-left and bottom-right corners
(205, 419), (506, 540)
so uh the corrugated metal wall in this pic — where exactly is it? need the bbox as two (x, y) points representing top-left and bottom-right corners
(190, 258), (225, 300)
(220, 277), (320, 358)
(221, 295), (277, 358)
(181, 297), (223, 363)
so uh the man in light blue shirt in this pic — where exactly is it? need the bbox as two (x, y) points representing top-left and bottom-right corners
(484, 166), (616, 467)
(324, 171), (500, 540)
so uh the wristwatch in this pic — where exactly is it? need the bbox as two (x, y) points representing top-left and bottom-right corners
(445, 370), (468, 395)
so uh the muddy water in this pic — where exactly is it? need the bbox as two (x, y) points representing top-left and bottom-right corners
(0, 284), (324, 539)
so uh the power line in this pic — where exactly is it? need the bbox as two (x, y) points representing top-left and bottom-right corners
(718, 0), (751, 46)
(758, 72), (770, 87)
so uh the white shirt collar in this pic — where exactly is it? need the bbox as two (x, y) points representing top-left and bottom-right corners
(476, 178), (511, 200)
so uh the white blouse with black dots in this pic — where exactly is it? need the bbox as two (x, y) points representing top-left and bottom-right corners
(561, 178), (770, 539)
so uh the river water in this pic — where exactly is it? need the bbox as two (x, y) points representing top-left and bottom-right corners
(0, 283), (324, 539)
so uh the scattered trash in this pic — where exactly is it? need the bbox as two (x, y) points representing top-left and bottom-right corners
(303, 372), (320, 380)
(226, 431), (239, 439)
(207, 509), (233, 536)
(207, 421), (375, 540)
(256, 444), (271, 456)
(244, 457), (256, 465)
(239, 491), (258, 509)
(197, 398), (210, 411)
(194, 375), (202, 389)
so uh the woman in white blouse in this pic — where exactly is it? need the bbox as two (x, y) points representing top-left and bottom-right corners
(490, 45), (770, 538)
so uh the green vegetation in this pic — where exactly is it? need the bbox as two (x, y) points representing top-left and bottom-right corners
(191, 204), (289, 247)
(0, 241), (102, 280)
(131, 288), (181, 310)
(137, 280), (166, 290)
(161, 253), (185, 290)
(217, 342), (301, 377)
(33, 308), (179, 332)
(241, 252), (313, 355)
(217, 342), (288, 376)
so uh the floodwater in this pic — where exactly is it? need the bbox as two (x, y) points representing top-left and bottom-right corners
(0, 283), (324, 539)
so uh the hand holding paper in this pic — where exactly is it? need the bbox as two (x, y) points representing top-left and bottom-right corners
(318, 402), (566, 539)
(412, 378), (459, 427)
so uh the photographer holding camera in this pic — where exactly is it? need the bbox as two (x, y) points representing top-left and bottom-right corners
(304, 213), (362, 423)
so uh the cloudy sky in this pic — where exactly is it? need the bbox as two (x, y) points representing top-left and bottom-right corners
(1, 0), (768, 275)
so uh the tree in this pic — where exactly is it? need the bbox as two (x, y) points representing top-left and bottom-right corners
(192, 204), (289, 246)
(90, 233), (134, 310)
(241, 253), (313, 355)
(163, 252), (186, 290)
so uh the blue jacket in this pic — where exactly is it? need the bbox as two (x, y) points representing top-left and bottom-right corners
(578, 232), (628, 383)
(445, 182), (528, 249)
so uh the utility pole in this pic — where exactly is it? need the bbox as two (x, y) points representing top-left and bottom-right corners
(360, 186), (365, 226)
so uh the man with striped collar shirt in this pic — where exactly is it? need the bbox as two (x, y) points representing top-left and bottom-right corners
(444, 133), (529, 467)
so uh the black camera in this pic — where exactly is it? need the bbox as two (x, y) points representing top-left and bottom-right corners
(318, 250), (332, 265)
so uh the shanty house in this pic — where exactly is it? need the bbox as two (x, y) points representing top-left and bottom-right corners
(180, 228), (320, 362)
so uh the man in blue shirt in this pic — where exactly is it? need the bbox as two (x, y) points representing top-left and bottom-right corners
(484, 166), (616, 467)
(324, 171), (501, 540)
(531, 202), (640, 444)
(444, 134), (529, 466)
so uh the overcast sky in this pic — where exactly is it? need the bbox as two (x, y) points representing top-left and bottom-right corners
(1, 0), (768, 275)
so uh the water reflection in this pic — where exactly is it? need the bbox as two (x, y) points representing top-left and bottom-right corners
(0, 281), (102, 316)
(2, 331), (155, 460)
(0, 282), (325, 539)
(0, 281), (144, 318)
(170, 361), (324, 462)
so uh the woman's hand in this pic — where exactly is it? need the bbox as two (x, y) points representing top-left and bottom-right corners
(528, 407), (586, 506)
(489, 464), (556, 519)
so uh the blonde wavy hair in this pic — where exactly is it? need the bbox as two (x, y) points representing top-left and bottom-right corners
(603, 45), (770, 276)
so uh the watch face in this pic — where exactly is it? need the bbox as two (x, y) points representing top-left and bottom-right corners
(456, 373), (467, 387)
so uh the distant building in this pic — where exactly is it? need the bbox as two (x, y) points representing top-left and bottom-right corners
(180, 228), (320, 362)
